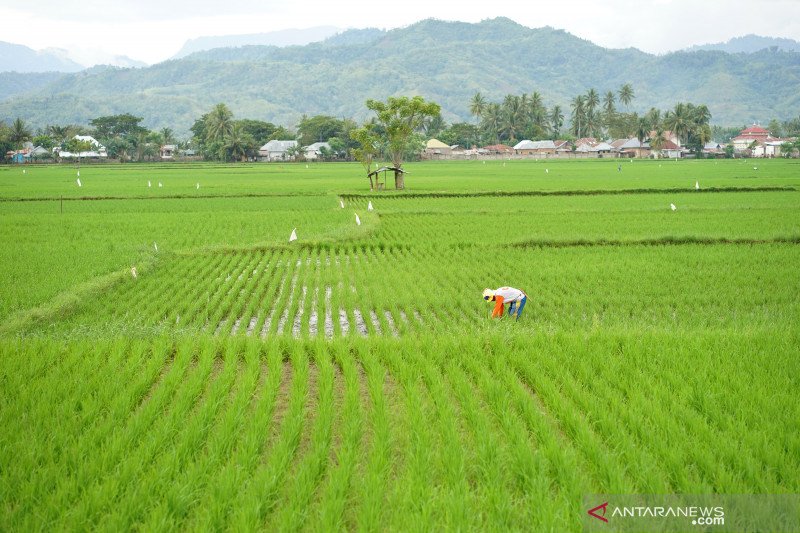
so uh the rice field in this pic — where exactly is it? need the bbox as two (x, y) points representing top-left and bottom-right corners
(1, 159), (799, 530)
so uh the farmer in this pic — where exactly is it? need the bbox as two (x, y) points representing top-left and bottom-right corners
(483, 286), (527, 320)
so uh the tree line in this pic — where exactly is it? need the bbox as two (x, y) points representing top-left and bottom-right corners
(466, 84), (716, 153)
(3, 84), (800, 163)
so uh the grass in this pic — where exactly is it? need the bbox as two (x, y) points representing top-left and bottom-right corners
(1, 158), (798, 530)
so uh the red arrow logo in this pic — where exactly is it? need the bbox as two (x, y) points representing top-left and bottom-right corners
(588, 502), (609, 523)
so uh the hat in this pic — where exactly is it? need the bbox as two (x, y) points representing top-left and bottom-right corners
(482, 288), (495, 300)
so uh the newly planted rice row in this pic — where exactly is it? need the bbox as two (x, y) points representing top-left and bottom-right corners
(1, 331), (797, 531)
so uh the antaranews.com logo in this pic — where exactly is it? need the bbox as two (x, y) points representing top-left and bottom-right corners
(582, 494), (799, 532)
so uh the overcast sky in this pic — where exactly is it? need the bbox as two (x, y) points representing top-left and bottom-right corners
(2, 0), (799, 65)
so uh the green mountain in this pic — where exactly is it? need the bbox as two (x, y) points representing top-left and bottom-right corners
(1, 18), (799, 135)
(687, 34), (800, 54)
(0, 41), (84, 73)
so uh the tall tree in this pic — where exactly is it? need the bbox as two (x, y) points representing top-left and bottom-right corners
(618, 83), (635, 110)
(350, 124), (381, 189)
(90, 113), (145, 139)
(297, 115), (347, 146)
(480, 103), (503, 144)
(663, 103), (692, 146)
(205, 103), (234, 145)
(365, 96), (441, 189)
(501, 94), (525, 142)
(469, 92), (486, 122)
(10, 118), (31, 148)
(527, 91), (549, 139)
(570, 95), (586, 138)
(223, 123), (255, 162)
(550, 105), (564, 138)
(602, 91), (616, 132)
(160, 127), (174, 145)
(47, 124), (74, 144)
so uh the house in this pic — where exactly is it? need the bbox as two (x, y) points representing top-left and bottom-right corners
(731, 124), (770, 151)
(58, 135), (107, 159)
(590, 142), (615, 157)
(654, 140), (682, 159)
(7, 149), (30, 163)
(31, 145), (49, 157)
(482, 144), (513, 155)
(425, 138), (452, 158)
(703, 142), (725, 157)
(304, 142), (331, 160)
(258, 140), (298, 161)
(609, 139), (628, 152)
(618, 138), (651, 158)
(730, 124), (794, 157)
(513, 140), (556, 156)
(752, 140), (788, 158)
(160, 144), (176, 159)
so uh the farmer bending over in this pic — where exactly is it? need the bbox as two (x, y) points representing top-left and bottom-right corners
(483, 286), (527, 320)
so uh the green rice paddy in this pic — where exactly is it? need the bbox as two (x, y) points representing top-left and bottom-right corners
(1, 158), (798, 530)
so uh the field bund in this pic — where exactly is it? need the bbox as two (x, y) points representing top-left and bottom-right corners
(1, 159), (798, 530)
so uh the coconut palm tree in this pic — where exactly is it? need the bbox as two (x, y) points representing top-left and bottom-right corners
(470, 92), (486, 122)
(501, 95), (525, 142)
(663, 103), (692, 146)
(528, 91), (548, 138)
(10, 118), (31, 148)
(47, 124), (74, 144)
(550, 105), (564, 137)
(223, 123), (254, 162)
(570, 95), (586, 138)
(618, 83), (634, 110)
(160, 127), (175, 146)
(205, 103), (234, 145)
(585, 89), (599, 116)
(602, 91), (616, 132)
(480, 103), (503, 144)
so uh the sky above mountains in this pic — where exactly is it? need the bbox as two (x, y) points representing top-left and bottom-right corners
(2, 0), (799, 66)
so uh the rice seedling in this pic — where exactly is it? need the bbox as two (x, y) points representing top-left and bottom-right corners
(1, 159), (798, 530)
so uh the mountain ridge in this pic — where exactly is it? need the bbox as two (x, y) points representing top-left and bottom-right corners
(1, 18), (798, 134)
(687, 34), (800, 54)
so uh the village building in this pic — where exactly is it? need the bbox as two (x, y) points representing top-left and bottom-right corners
(655, 139), (682, 159)
(513, 140), (556, 156)
(424, 138), (452, 159)
(731, 124), (790, 157)
(481, 144), (514, 156)
(304, 142), (331, 160)
(258, 140), (298, 161)
(590, 141), (615, 157)
(618, 138), (651, 158)
(160, 144), (176, 159)
(58, 135), (107, 159)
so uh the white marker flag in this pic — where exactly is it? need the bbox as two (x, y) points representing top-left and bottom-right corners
(196, 183), (200, 189)
(154, 242), (158, 251)
(368, 201), (374, 211)
(695, 181), (700, 190)
(355, 213), (361, 226)
(77, 170), (80, 177)
(148, 180), (151, 187)
(289, 228), (298, 242)
(670, 203), (677, 211)
(158, 182), (163, 187)
(340, 199), (344, 208)
(76, 178), (82, 187)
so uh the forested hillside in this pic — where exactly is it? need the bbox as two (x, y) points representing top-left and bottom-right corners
(1, 18), (798, 133)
